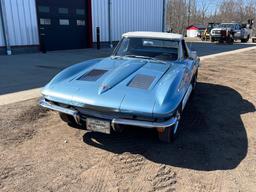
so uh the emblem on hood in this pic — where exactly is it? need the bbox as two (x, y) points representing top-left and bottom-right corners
(128, 74), (155, 90)
(78, 69), (108, 81)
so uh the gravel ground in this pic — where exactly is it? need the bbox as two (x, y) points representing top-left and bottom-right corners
(0, 50), (256, 192)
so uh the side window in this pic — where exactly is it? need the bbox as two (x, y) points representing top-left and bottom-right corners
(76, 9), (85, 15)
(182, 40), (189, 59)
(58, 8), (68, 14)
(59, 19), (69, 25)
(38, 6), (50, 13)
(40, 18), (51, 25)
(77, 20), (85, 26)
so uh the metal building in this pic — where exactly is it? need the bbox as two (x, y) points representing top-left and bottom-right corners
(0, 0), (166, 55)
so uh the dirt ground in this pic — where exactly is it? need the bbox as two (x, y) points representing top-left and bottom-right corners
(0, 49), (256, 192)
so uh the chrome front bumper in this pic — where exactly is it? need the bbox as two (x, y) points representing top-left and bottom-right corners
(39, 98), (177, 129)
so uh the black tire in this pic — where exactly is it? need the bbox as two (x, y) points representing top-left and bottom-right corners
(241, 35), (249, 43)
(59, 113), (77, 125)
(158, 109), (182, 143)
(112, 124), (125, 133)
(59, 113), (82, 129)
(192, 71), (198, 89)
(227, 35), (234, 44)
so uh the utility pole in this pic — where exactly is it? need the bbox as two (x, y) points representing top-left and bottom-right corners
(108, 0), (113, 48)
(187, 0), (191, 27)
(162, 0), (166, 32)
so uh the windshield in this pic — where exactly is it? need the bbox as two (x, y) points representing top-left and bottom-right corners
(207, 23), (219, 31)
(219, 23), (236, 29)
(113, 37), (179, 62)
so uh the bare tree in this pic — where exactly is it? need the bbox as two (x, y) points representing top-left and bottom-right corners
(166, 0), (208, 34)
(216, 0), (256, 23)
(197, 0), (209, 25)
(167, 0), (187, 34)
(166, 0), (256, 34)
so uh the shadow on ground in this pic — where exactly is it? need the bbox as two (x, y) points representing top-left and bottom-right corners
(83, 82), (255, 171)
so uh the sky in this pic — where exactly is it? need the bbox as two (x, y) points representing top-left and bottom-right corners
(196, 0), (220, 14)
(198, 0), (256, 14)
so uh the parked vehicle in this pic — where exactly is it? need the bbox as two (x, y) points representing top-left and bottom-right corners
(201, 23), (219, 41)
(39, 32), (200, 143)
(252, 37), (256, 43)
(210, 22), (251, 43)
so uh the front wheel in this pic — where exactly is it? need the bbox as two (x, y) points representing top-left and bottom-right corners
(158, 110), (181, 143)
(59, 113), (79, 128)
(227, 36), (234, 44)
(241, 35), (250, 43)
(192, 71), (198, 89)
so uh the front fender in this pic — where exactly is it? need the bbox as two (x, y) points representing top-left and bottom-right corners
(153, 65), (187, 117)
(43, 58), (102, 90)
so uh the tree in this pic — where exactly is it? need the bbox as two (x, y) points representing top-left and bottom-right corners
(166, 0), (256, 35)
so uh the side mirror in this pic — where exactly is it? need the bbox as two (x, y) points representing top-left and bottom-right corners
(189, 51), (197, 60)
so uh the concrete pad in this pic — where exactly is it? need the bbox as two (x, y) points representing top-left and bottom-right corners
(0, 88), (41, 105)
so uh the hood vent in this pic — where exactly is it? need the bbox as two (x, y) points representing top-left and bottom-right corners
(128, 74), (155, 90)
(78, 69), (108, 81)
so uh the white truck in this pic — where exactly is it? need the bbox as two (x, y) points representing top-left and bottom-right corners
(210, 23), (252, 43)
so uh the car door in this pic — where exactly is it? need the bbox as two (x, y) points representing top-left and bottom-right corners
(234, 24), (242, 38)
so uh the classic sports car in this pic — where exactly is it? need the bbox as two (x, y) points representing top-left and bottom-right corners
(39, 32), (200, 142)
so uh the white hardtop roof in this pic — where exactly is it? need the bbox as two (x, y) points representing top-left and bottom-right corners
(122, 31), (183, 40)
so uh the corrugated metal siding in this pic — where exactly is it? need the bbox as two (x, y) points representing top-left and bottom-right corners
(0, 9), (5, 46)
(92, 0), (109, 42)
(1, 0), (164, 46)
(2, 0), (39, 46)
(111, 0), (163, 41)
(92, 0), (164, 42)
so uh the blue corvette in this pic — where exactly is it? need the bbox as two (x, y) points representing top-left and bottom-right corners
(40, 32), (200, 142)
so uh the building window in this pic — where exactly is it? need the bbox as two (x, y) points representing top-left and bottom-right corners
(76, 9), (85, 15)
(38, 6), (50, 13)
(77, 20), (85, 26)
(58, 8), (68, 14)
(59, 19), (69, 25)
(40, 18), (51, 25)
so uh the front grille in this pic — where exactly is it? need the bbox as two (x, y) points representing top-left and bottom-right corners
(77, 107), (156, 122)
(213, 30), (221, 34)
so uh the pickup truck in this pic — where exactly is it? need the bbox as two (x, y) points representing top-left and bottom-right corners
(210, 23), (251, 43)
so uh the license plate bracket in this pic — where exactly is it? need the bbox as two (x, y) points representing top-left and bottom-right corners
(86, 118), (111, 134)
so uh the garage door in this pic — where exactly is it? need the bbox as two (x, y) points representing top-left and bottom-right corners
(36, 0), (88, 51)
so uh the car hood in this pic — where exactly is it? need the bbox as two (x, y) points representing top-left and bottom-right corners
(43, 57), (183, 117)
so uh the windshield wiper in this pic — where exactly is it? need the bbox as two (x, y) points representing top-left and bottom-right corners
(124, 55), (167, 64)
